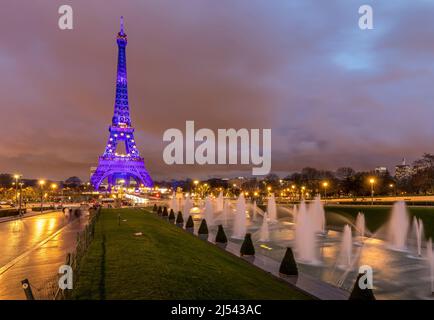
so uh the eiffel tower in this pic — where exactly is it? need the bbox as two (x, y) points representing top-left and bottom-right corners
(91, 17), (153, 190)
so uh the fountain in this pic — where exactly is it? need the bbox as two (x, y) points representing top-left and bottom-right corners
(232, 193), (247, 239)
(267, 193), (277, 222)
(410, 217), (425, 258)
(309, 196), (326, 234)
(294, 201), (318, 264)
(221, 200), (229, 226)
(252, 201), (258, 222)
(355, 212), (365, 246)
(183, 195), (193, 220)
(169, 192), (179, 213)
(216, 191), (224, 212)
(204, 197), (214, 226)
(292, 204), (298, 225)
(337, 225), (353, 269)
(259, 212), (270, 242)
(387, 201), (410, 251)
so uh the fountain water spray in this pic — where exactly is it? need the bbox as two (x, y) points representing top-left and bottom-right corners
(204, 197), (214, 226)
(232, 193), (247, 239)
(216, 191), (224, 212)
(292, 204), (298, 225)
(169, 192), (179, 213)
(259, 212), (270, 242)
(387, 201), (410, 251)
(252, 201), (258, 222)
(411, 218), (424, 257)
(221, 200), (230, 226)
(355, 212), (365, 245)
(183, 195), (193, 220)
(310, 196), (326, 234)
(338, 225), (353, 269)
(294, 201), (318, 264)
(267, 193), (277, 222)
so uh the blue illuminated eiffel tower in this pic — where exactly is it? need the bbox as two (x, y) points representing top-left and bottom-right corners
(91, 17), (153, 190)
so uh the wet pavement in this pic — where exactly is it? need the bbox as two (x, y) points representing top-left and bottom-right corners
(0, 211), (89, 300)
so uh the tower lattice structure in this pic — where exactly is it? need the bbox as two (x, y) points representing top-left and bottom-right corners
(91, 17), (153, 190)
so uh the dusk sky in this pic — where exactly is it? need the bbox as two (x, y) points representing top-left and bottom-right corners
(1, 0), (434, 181)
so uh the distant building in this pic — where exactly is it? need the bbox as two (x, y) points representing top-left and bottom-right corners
(395, 158), (412, 181)
(64, 176), (83, 188)
(375, 166), (388, 176)
(228, 177), (246, 188)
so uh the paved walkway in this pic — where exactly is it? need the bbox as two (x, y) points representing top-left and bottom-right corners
(207, 229), (349, 300)
(0, 211), (89, 300)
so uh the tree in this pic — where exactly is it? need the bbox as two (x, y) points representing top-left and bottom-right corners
(240, 233), (255, 256)
(279, 247), (298, 276)
(198, 219), (208, 235)
(176, 211), (184, 225)
(186, 215), (194, 229)
(335, 167), (355, 180)
(349, 273), (376, 300)
(168, 209), (175, 221)
(215, 225), (227, 244)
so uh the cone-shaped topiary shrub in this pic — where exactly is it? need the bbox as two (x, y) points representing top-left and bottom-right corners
(186, 215), (194, 229)
(349, 273), (376, 300)
(240, 233), (255, 256)
(176, 211), (184, 224)
(162, 207), (168, 217)
(168, 209), (175, 221)
(215, 225), (228, 244)
(157, 206), (162, 215)
(152, 204), (157, 212)
(198, 219), (209, 235)
(279, 247), (298, 276)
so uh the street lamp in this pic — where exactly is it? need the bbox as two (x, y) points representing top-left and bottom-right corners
(13, 174), (21, 206)
(18, 182), (24, 214)
(38, 180), (46, 211)
(51, 183), (58, 207)
(322, 181), (329, 204)
(301, 186), (306, 200)
(389, 183), (395, 197)
(369, 178), (375, 205)
(322, 182), (329, 197)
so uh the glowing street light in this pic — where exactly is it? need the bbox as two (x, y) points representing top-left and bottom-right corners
(38, 179), (46, 211)
(322, 181), (329, 202)
(13, 174), (21, 206)
(369, 178), (375, 205)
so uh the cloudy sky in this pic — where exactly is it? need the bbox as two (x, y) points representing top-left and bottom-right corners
(1, 0), (434, 181)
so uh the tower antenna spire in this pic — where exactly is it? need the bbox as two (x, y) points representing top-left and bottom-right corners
(120, 16), (125, 35)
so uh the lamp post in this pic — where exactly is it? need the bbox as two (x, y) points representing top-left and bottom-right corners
(322, 181), (329, 204)
(369, 178), (375, 206)
(51, 183), (57, 208)
(389, 183), (396, 198)
(13, 174), (21, 206)
(38, 180), (46, 211)
(18, 182), (24, 215)
(301, 186), (306, 200)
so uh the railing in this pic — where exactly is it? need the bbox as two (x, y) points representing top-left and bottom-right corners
(56, 206), (101, 300)
(21, 206), (101, 300)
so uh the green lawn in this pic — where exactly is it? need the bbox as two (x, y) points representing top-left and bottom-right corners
(325, 205), (434, 239)
(72, 208), (310, 300)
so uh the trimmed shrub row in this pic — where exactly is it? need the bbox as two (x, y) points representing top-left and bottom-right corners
(31, 206), (55, 212)
(0, 209), (21, 218)
(149, 205), (372, 299)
